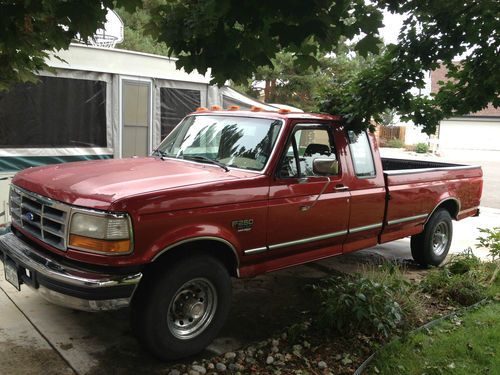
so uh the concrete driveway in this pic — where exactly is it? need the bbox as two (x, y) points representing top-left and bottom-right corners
(1, 207), (498, 375)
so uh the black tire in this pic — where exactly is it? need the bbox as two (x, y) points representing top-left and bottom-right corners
(410, 209), (453, 267)
(131, 255), (232, 361)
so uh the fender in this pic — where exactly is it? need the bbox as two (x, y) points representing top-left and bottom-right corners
(426, 196), (460, 223)
(148, 223), (241, 264)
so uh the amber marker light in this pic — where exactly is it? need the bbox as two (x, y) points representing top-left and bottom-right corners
(278, 108), (291, 114)
(69, 235), (131, 254)
(227, 105), (240, 111)
(196, 107), (208, 112)
(251, 106), (262, 112)
(211, 105), (222, 110)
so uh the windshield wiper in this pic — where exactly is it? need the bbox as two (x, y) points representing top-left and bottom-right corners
(182, 155), (229, 172)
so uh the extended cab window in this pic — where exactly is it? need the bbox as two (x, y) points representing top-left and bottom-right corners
(347, 130), (376, 178)
(155, 115), (282, 171)
(278, 126), (339, 178)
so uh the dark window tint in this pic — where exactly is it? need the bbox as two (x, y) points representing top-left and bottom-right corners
(0, 76), (106, 148)
(160, 88), (201, 139)
(347, 130), (376, 178)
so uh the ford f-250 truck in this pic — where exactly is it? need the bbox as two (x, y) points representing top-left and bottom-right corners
(0, 109), (482, 360)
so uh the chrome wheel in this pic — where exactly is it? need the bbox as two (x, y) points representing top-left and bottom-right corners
(432, 222), (449, 256)
(167, 278), (217, 340)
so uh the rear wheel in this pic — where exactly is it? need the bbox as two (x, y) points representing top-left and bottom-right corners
(131, 255), (232, 360)
(410, 209), (453, 267)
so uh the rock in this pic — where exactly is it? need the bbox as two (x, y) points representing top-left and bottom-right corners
(188, 371), (200, 375)
(224, 352), (236, 360)
(271, 346), (279, 353)
(168, 370), (181, 375)
(271, 339), (280, 347)
(207, 363), (215, 370)
(266, 355), (274, 365)
(228, 363), (238, 372)
(292, 344), (302, 352)
(281, 332), (287, 340)
(215, 363), (226, 372)
(191, 365), (206, 375)
(318, 361), (328, 369)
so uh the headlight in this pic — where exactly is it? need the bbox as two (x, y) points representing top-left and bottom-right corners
(69, 212), (133, 255)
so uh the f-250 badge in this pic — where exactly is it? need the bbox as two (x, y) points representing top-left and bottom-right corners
(232, 219), (254, 232)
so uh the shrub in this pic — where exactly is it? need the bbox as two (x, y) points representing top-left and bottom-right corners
(420, 251), (488, 306)
(415, 142), (429, 153)
(477, 227), (500, 260)
(386, 138), (405, 148)
(314, 275), (407, 337)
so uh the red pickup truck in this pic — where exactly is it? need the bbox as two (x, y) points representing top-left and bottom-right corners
(0, 109), (482, 360)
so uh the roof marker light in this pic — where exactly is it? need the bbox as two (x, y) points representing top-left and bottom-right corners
(196, 107), (208, 112)
(228, 105), (240, 111)
(211, 105), (222, 110)
(251, 106), (262, 112)
(278, 108), (291, 114)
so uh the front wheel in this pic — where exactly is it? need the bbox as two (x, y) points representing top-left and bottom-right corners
(411, 209), (453, 267)
(131, 255), (232, 360)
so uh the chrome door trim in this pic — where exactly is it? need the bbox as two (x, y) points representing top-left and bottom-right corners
(268, 229), (348, 251)
(349, 222), (383, 234)
(387, 213), (428, 226)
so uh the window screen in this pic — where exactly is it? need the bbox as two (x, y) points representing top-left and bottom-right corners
(160, 88), (201, 139)
(347, 130), (376, 178)
(0, 76), (106, 148)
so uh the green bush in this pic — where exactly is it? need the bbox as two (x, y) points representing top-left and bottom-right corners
(477, 227), (500, 260)
(386, 138), (405, 148)
(415, 142), (429, 153)
(314, 275), (407, 337)
(420, 251), (488, 306)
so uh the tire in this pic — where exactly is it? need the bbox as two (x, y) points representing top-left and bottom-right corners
(131, 255), (232, 361)
(410, 209), (453, 267)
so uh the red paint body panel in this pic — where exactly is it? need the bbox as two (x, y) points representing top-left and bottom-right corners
(10, 111), (483, 276)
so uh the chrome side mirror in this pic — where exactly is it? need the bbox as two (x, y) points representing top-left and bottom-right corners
(313, 158), (339, 175)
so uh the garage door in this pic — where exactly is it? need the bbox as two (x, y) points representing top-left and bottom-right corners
(439, 118), (500, 151)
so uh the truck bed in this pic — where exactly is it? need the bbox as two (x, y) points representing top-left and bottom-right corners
(381, 157), (465, 173)
(379, 157), (482, 243)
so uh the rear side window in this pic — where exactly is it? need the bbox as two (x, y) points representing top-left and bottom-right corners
(347, 130), (376, 178)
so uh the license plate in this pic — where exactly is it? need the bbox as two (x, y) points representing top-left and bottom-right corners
(4, 258), (21, 291)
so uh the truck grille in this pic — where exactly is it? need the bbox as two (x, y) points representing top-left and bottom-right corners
(9, 186), (70, 251)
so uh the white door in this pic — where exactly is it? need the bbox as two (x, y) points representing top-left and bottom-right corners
(120, 78), (152, 157)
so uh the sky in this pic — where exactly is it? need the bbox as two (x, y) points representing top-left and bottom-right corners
(379, 10), (405, 45)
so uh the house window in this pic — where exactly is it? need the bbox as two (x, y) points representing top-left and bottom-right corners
(160, 88), (201, 139)
(0, 76), (107, 148)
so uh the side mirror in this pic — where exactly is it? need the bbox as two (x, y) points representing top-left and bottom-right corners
(313, 158), (339, 175)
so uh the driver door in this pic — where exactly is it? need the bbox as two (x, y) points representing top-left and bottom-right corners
(267, 122), (350, 263)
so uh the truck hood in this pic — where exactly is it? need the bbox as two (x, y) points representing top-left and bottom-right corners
(12, 157), (240, 209)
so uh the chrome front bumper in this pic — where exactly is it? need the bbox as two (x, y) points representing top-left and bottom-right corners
(0, 232), (142, 312)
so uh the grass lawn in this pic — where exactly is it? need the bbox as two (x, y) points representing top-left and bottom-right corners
(369, 301), (500, 374)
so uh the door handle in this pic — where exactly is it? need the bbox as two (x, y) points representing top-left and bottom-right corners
(334, 184), (349, 192)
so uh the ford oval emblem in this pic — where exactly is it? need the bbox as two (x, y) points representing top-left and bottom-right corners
(24, 212), (35, 221)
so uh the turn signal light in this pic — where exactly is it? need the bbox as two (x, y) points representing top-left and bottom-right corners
(211, 105), (222, 110)
(69, 234), (131, 254)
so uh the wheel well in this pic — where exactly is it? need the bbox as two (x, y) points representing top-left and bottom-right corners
(434, 199), (459, 220)
(149, 239), (239, 277)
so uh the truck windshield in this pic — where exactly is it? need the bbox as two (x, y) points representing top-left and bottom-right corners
(154, 115), (282, 171)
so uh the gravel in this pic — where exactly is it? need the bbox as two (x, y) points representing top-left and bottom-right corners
(215, 363), (226, 372)
(318, 361), (328, 369)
